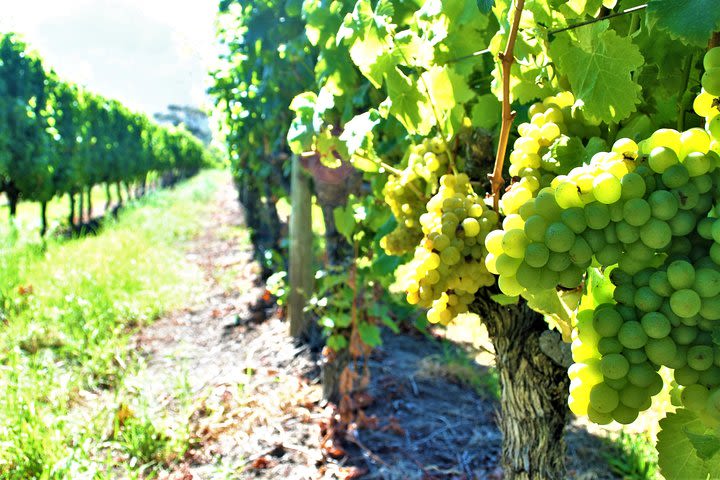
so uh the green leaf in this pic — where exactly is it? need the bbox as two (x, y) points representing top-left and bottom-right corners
(686, 431), (720, 460)
(372, 253), (401, 276)
(384, 68), (434, 135)
(657, 409), (720, 479)
(327, 334), (348, 351)
(476, 0), (494, 13)
(646, 0), (720, 48)
(340, 110), (381, 154)
(550, 22), (643, 124)
(333, 204), (356, 241)
(471, 94), (501, 130)
(420, 66), (475, 113)
(334, 313), (352, 328)
(358, 322), (382, 347)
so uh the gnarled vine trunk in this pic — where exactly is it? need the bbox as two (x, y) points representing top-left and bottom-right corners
(39, 201), (47, 237)
(7, 183), (19, 220)
(68, 192), (75, 227)
(472, 290), (570, 480)
(86, 186), (93, 220)
(303, 155), (363, 402)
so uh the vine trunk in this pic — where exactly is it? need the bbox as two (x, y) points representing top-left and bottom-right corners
(472, 291), (570, 480)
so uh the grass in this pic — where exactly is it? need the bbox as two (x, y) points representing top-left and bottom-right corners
(0, 171), (223, 479)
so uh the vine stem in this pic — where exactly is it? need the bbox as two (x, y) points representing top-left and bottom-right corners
(710, 32), (720, 49)
(548, 3), (647, 36)
(490, 0), (525, 212)
(443, 48), (492, 66)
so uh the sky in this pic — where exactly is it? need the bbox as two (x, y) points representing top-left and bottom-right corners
(1, 0), (219, 116)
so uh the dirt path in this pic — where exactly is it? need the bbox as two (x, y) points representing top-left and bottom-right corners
(127, 176), (619, 480)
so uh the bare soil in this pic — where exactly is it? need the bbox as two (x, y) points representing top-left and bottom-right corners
(131, 176), (621, 480)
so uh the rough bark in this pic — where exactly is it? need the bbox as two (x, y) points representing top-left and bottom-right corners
(105, 183), (112, 211)
(471, 290), (570, 480)
(303, 156), (363, 267)
(7, 183), (19, 219)
(322, 349), (350, 404)
(68, 192), (75, 227)
(86, 186), (93, 220)
(301, 154), (363, 401)
(39, 201), (47, 237)
(78, 188), (85, 225)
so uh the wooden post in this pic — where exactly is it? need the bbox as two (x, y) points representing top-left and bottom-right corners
(288, 154), (314, 338)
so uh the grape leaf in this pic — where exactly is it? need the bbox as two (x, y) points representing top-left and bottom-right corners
(340, 110), (381, 154)
(657, 409), (720, 480)
(420, 66), (475, 113)
(550, 22), (643, 124)
(646, 0), (720, 48)
(334, 204), (356, 241)
(477, 0), (495, 14)
(358, 322), (382, 347)
(384, 68), (434, 135)
(471, 94), (501, 129)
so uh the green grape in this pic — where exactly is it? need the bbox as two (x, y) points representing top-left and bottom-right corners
(618, 321), (648, 349)
(560, 208), (587, 234)
(623, 198), (651, 226)
(585, 203), (611, 229)
(502, 229), (528, 258)
(703, 47), (720, 70)
(667, 260), (695, 289)
(634, 286), (663, 312)
(681, 384), (710, 411)
(645, 337), (677, 365)
(589, 383), (620, 413)
(593, 173), (622, 204)
(702, 68), (720, 96)
(662, 164), (690, 189)
(640, 312), (671, 339)
(627, 363), (657, 388)
(612, 404), (639, 425)
(670, 289), (702, 318)
(694, 268), (720, 297)
(675, 365), (701, 386)
(648, 146), (679, 174)
(598, 337), (624, 355)
(687, 345), (714, 371)
(672, 325), (699, 345)
(624, 348), (649, 364)
(647, 190), (678, 220)
(620, 384), (650, 409)
(639, 219), (672, 249)
(525, 242), (550, 268)
(601, 353), (630, 380)
(620, 172), (646, 200)
(545, 222), (575, 253)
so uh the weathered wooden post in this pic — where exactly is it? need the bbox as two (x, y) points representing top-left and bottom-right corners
(288, 154), (314, 338)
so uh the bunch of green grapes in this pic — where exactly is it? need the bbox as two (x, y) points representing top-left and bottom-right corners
(397, 173), (496, 325)
(380, 137), (450, 255)
(502, 91), (601, 216)
(564, 130), (720, 424)
(694, 47), (720, 147)
(486, 139), (637, 297)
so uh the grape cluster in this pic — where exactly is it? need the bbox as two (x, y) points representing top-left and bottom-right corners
(694, 47), (720, 147)
(486, 139), (637, 297)
(502, 91), (600, 215)
(486, 122), (720, 423)
(397, 173), (496, 325)
(381, 137), (450, 255)
(565, 130), (720, 424)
